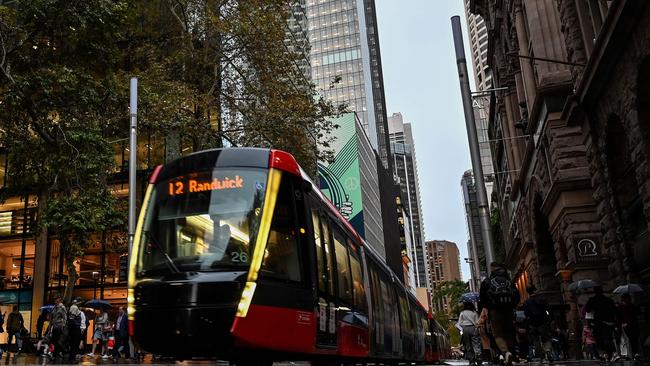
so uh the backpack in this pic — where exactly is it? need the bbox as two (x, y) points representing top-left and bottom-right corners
(67, 313), (82, 328)
(487, 275), (517, 308)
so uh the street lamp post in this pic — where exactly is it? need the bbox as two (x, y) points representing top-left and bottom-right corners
(128, 78), (138, 259)
(451, 16), (496, 266)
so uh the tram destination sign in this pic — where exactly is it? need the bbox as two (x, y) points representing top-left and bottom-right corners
(167, 175), (245, 196)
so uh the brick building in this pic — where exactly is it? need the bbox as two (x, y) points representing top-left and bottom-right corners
(469, 0), (650, 354)
(426, 240), (461, 313)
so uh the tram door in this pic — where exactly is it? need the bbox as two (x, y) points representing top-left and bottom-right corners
(310, 204), (337, 348)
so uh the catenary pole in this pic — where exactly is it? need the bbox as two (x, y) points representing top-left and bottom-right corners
(451, 16), (496, 266)
(128, 78), (138, 258)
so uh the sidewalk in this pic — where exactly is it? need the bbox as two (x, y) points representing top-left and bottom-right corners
(0, 352), (308, 365)
(443, 359), (643, 365)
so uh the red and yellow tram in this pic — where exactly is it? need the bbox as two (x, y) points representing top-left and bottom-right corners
(128, 148), (445, 364)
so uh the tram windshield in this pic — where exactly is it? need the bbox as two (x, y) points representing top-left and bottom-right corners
(136, 168), (268, 276)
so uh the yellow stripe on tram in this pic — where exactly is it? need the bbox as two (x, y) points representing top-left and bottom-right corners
(236, 168), (282, 318)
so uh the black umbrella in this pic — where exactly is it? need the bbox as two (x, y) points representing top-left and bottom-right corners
(85, 299), (112, 309)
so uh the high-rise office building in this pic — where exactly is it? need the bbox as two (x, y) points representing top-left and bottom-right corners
(464, 0), (491, 92)
(464, 0), (494, 197)
(306, 0), (393, 171)
(461, 170), (487, 292)
(387, 113), (429, 290)
(426, 240), (462, 313)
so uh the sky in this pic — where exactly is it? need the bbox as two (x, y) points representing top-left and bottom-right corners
(375, 0), (474, 280)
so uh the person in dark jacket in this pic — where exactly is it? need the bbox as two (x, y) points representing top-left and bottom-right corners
(617, 293), (640, 359)
(523, 285), (552, 362)
(480, 262), (519, 366)
(6, 306), (24, 354)
(36, 309), (47, 339)
(66, 304), (84, 362)
(584, 286), (616, 361)
(50, 294), (67, 358)
(114, 306), (129, 359)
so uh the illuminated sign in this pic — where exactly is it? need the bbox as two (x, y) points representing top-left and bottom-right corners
(168, 175), (244, 196)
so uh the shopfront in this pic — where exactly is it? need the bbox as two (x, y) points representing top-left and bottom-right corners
(0, 195), (37, 342)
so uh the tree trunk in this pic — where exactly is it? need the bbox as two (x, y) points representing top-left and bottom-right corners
(63, 252), (79, 305)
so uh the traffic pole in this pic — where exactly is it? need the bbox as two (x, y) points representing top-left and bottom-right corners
(128, 78), (138, 259)
(451, 16), (496, 266)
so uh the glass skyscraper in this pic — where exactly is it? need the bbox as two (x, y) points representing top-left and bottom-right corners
(306, 0), (392, 171)
(388, 113), (430, 291)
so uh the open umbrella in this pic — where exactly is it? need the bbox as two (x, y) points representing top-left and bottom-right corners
(40, 304), (54, 312)
(613, 284), (644, 294)
(568, 279), (600, 291)
(459, 292), (480, 303)
(85, 299), (112, 309)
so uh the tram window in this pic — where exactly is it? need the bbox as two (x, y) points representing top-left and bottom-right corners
(321, 218), (336, 296)
(261, 176), (301, 282)
(348, 244), (367, 313)
(311, 209), (327, 293)
(332, 228), (352, 304)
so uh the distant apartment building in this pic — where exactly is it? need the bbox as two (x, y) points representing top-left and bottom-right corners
(306, 0), (393, 171)
(426, 240), (462, 313)
(388, 113), (429, 291)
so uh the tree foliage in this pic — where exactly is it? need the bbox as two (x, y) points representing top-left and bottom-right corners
(431, 280), (469, 347)
(0, 0), (339, 302)
(123, 0), (341, 173)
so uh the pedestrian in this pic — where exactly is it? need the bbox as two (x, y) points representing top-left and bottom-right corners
(6, 305), (23, 355)
(617, 293), (640, 360)
(79, 308), (88, 354)
(479, 262), (520, 366)
(88, 308), (108, 358)
(458, 301), (482, 365)
(523, 285), (553, 362)
(582, 321), (598, 359)
(36, 309), (47, 339)
(66, 304), (84, 362)
(584, 286), (617, 361)
(0, 311), (4, 358)
(50, 294), (67, 358)
(115, 306), (129, 359)
(514, 307), (529, 361)
(476, 306), (492, 362)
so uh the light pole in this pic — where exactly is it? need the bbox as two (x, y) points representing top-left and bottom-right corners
(451, 15), (496, 266)
(128, 78), (138, 259)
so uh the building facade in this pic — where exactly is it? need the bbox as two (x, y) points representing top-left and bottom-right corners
(461, 170), (487, 292)
(470, 0), (650, 354)
(426, 240), (462, 313)
(388, 113), (430, 291)
(306, 0), (393, 170)
(464, 0), (492, 92)
(318, 113), (385, 258)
